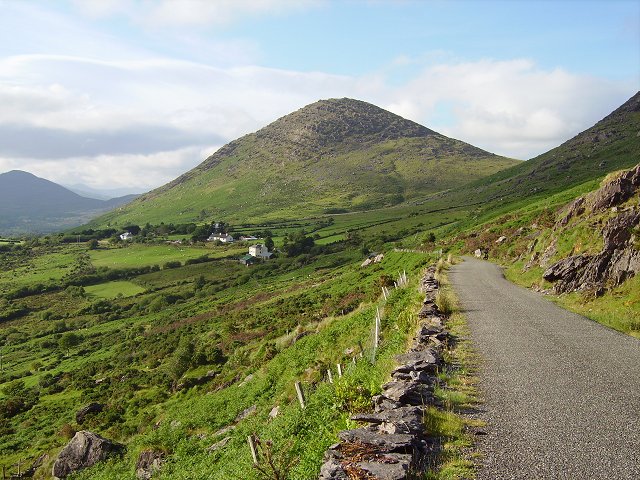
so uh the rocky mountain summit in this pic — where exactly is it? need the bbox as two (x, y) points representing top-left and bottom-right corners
(92, 97), (518, 227)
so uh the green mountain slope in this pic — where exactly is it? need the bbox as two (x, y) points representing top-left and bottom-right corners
(91, 98), (519, 227)
(443, 91), (640, 218)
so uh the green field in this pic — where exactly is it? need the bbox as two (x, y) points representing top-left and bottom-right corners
(89, 244), (240, 268)
(85, 281), (146, 299)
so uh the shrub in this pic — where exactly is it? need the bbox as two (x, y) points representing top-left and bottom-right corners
(163, 260), (182, 269)
(59, 423), (77, 440)
(436, 289), (455, 315)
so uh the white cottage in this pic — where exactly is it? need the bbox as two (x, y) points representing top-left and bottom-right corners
(207, 233), (234, 243)
(249, 244), (272, 259)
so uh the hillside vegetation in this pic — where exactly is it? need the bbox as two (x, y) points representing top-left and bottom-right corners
(90, 98), (518, 228)
(0, 229), (436, 478)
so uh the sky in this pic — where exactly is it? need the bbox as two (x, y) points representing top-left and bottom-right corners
(0, 0), (638, 194)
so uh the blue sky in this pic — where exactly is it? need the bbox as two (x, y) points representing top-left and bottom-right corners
(0, 0), (638, 191)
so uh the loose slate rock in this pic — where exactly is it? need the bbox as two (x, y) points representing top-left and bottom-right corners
(338, 429), (416, 453)
(381, 381), (433, 406)
(135, 449), (165, 480)
(52, 431), (124, 479)
(357, 455), (413, 480)
(394, 350), (439, 373)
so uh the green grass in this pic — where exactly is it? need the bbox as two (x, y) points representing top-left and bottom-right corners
(85, 281), (146, 299)
(0, 233), (434, 478)
(0, 246), (83, 293)
(89, 244), (234, 268)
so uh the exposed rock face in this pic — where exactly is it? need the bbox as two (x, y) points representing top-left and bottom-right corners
(318, 266), (448, 480)
(544, 208), (640, 294)
(75, 403), (105, 425)
(52, 431), (124, 479)
(542, 163), (640, 295)
(135, 449), (165, 480)
(591, 164), (640, 211)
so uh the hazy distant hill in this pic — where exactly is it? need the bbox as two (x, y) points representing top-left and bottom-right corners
(0, 170), (137, 235)
(64, 183), (144, 201)
(91, 98), (519, 227)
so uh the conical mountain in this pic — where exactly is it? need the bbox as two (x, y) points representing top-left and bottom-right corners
(93, 98), (519, 227)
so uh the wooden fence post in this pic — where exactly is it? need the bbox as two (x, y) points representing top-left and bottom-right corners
(337, 363), (343, 378)
(372, 310), (381, 362)
(295, 381), (306, 409)
(327, 369), (333, 384)
(248, 435), (259, 465)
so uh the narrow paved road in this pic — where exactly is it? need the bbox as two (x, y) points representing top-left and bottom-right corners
(449, 258), (640, 479)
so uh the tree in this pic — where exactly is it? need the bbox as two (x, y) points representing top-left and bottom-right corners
(194, 275), (206, 291)
(191, 225), (210, 242)
(59, 332), (82, 355)
(122, 225), (141, 235)
(88, 239), (99, 250)
(281, 231), (315, 257)
(264, 236), (274, 252)
(168, 337), (194, 386)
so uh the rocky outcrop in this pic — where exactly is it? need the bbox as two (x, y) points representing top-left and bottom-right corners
(539, 163), (640, 294)
(558, 164), (640, 227)
(591, 164), (640, 211)
(52, 431), (124, 479)
(544, 208), (640, 294)
(318, 267), (449, 480)
(135, 449), (165, 480)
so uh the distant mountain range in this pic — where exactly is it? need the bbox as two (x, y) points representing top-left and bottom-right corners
(63, 183), (145, 201)
(0, 170), (138, 235)
(90, 98), (519, 227)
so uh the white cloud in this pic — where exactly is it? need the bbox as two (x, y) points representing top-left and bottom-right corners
(0, 145), (220, 191)
(71, 0), (322, 28)
(382, 58), (633, 158)
(0, 53), (634, 192)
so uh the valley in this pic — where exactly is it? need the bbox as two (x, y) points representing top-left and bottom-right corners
(0, 92), (639, 479)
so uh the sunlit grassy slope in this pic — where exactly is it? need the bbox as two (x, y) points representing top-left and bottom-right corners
(89, 98), (518, 228)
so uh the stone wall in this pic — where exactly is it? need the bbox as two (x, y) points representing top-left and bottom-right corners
(318, 265), (449, 480)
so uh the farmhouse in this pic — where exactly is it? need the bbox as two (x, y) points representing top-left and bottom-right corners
(207, 233), (234, 243)
(249, 244), (272, 259)
(120, 232), (133, 241)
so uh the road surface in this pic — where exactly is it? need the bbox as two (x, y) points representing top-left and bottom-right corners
(449, 257), (640, 479)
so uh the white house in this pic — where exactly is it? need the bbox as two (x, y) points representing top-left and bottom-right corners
(249, 244), (272, 259)
(207, 233), (234, 243)
(120, 232), (133, 241)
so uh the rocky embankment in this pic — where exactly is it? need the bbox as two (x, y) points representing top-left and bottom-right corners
(542, 163), (640, 294)
(318, 266), (449, 480)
